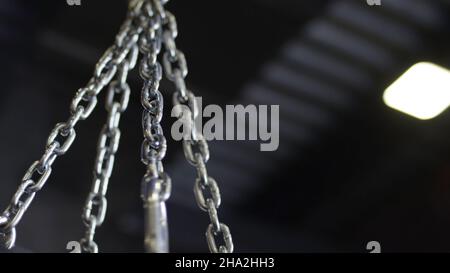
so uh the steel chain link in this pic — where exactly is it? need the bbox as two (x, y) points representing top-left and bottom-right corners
(0, 0), (234, 253)
(0, 0), (145, 250)
(79, 57), (134, 253)
(138, 1), (173, 253)
(160, 5), (234, 253)
(76, 0), (150, 253)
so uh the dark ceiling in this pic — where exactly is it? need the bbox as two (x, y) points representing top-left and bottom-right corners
(1, 0), (450, 253)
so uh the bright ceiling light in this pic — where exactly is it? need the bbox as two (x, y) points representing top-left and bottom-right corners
(383, 62), (450, 120)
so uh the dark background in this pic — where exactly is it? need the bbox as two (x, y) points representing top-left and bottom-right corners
(1, 0), (450, 253)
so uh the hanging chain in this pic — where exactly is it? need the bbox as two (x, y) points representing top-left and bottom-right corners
(79, 46), (137, 253)
(0, 0), (146, 250)
(158, 5), (234, 253)
(138, 1), (172, 253)
(0, 0), (235, 253)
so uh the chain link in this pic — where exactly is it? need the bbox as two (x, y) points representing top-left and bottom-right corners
(0, 1), (145, 250)
(79, 49), (135, 253)
(138, 1), (173, 253)
(159, 4), (234, 253)
(0, 0), (234, 253)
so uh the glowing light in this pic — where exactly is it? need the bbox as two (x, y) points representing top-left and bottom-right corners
(383, 62), (450, 120)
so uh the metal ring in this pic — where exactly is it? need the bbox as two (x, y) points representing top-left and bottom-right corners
(65, 106), (84, 132)
(98, 126), (121, 155)
(95, 148), (115, 179)
(106, 103), (122, 131)
(47, 123), (76, 155)
(71, 88), (98, 120)
(141, 135), (167, 163)
(163, 50), (187, 81)
(183, 138), (210, 166)
(206, 223), (233, 253)
(82, 195), (107, 227)
(5, 180), (37, 229)
(194, 177), (221, 211)
(23, 161), (52, 193)
(95, 47), (117, 85)
(106, 81), (130, 113)
(37, 142), (59, 172)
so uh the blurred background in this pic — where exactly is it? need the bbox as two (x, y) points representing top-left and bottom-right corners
(1, 0), (450, 252)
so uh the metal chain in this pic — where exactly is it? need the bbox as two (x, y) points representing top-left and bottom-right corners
(159, 5), (234, 253)
(79, 47), (136, 253)
(138, 1), (172, 253)
(0, 0), (234, 253)
(0, 0), (146, 250)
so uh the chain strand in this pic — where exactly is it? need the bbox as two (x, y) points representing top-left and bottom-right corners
(159, 5), (234, 253)
(77, 0), (148, 253)
(0, 0), (234, 253)
(138, 1), (172, 253)
(79, 52), (135, 253)
(0, 0), (145, 250)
